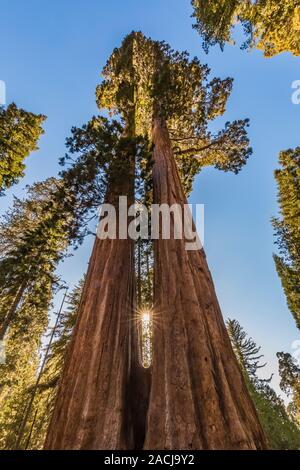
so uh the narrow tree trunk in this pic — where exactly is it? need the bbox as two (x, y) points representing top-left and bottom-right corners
(127, 241), (152, 450)
(15, 289), (68, 449)
(0, 280), (27, 340)
(128, 314), (151, 449)
(144, 117), (267, 450)
(44, 156), (135, 450)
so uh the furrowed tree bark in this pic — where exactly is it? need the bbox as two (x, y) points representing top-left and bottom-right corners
(44, 156), (135, 450)
(144, 117), (267, 450)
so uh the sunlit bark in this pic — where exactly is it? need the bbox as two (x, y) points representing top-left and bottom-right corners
(144, 117), (267, 450)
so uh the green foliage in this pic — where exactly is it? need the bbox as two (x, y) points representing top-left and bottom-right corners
(192, 0), (300, 57)
(191, 0), (241, 52)
(227, 318), (300, 449)
(0, 178), (69, 328)
(97, 32), (252, 195)
(23, 282), (83, 450)
(272, 148), (300, 330)
(277, 352), (300, 425)
(0, 179), (70, 448)
(0, 103), (46, 195)
(251, 382), (300, 450)
(226, 318), (267, 383)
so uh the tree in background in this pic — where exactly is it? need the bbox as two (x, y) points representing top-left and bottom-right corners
(97, 31), (266, 449)
(0, 179), (69, 340)
(192, 0), (300, 57)
(0, 103), (46, 195)
(272, 148), (300, 330)
(20, 282), (83, 450)
(226, 318), (267, 385)
(0, 179), (70, 449)
(277, 352), (300, 426)
(227, 318), (300, 449)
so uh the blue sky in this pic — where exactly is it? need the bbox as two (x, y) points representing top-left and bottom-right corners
(0, 0), (299, 397)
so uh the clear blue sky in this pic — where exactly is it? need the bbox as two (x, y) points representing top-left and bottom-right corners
(1, 0), (299, 397)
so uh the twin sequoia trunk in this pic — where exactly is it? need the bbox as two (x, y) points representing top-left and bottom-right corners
(144, 118), (267, 450)
(44, 161), (135, 450)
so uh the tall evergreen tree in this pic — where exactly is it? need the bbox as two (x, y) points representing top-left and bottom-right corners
(0, 179), (70, 448)
(192, 0), (300, 57)
(21, 282), (83, 450)
(227, 319), (300, 449)
(277, 352), (300, 426)
(0, 103), (46, 195)
(95, 31), (266, 449)
(272, 148), (300, 330)
(226, 318), (267, 384)
(0, 178), (69, 340)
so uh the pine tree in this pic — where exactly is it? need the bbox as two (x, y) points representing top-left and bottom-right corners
(226, 318), (267, 384)
(227, 319), (300, 449)
(0, 177), (73, 342)
(0, 103), (46, 195)
(272, 148), (300, 330)
(22, 282), (83, 450)
(277, 352), (300, 426)
(95, 31), (266, 449)
(0, 179), (71, 448)
(192, 0), (300, 57)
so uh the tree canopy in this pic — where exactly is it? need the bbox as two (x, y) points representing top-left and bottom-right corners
(97, 32), (252, 195)
(0, 103), (46, 195)
(192, 0), (300, 57)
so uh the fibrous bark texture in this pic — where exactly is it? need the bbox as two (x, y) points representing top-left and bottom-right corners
(144, 118), (267, 450)
(44, 161), (135, 450)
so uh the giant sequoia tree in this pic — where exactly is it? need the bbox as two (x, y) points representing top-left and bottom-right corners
(44, 32), (267, 450)
(44, 115), (147, 449)
(0, 103), (46, 195)
(272, 148), (300, 330)
(192, 0), (300, 57)
(96, 32), (266, 449)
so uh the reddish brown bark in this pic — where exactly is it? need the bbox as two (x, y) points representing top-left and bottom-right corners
(44, 159), (135, 450)
(144, 118), (267, 450)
